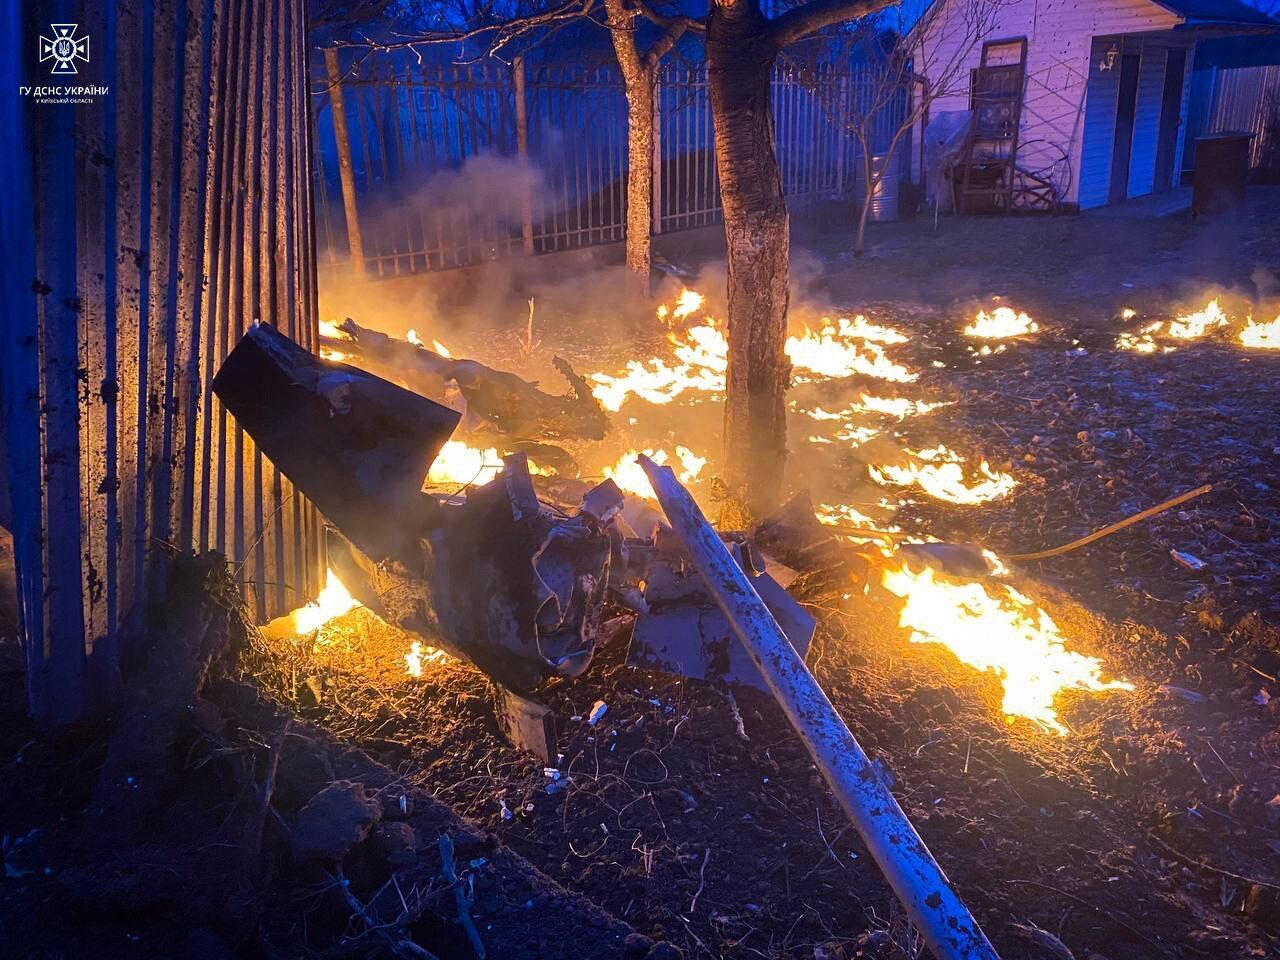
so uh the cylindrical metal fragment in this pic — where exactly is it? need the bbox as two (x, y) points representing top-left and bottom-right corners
(638, 455), (999, 960)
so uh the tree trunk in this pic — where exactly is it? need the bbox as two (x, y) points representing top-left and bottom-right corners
(622, 73), (655, 295)
(605, 0), (654, 297)
(707, 0), (790, 523)
(856, 149), (875, 257)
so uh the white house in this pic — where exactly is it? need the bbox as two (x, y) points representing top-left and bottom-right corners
(910, 0), (1275, 208)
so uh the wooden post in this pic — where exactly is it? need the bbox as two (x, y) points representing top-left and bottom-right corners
(323, 46), (366, 277)
(513, 56), (535, 255)
(651, 76), (663, 235)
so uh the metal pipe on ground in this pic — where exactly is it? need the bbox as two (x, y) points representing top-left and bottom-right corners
(637, 454), (999, 960)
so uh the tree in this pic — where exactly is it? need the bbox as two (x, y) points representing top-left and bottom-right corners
(704, 0), (897, 523)
(603, 0), (701, 293)
(336, 0), (904, 520)
(823, 0), (1002, 257)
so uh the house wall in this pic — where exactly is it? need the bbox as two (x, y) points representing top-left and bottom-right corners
(913, 0), (1182, 204)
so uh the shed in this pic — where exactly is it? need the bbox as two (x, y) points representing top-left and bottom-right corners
(911, 0), (1276, 209)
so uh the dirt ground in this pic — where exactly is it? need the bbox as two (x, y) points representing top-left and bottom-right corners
(273, 190), (1280, 956)
(3, 190), (1279, 959)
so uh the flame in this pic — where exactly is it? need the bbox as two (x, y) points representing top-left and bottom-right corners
(799, 405), (849, 421)
(870, 446), (1016, 504)
(672, 288), (706, 322)
(1116, 329), (1160, 353)
(965, 307), (1038, 339)
(319, 319), (346, 339)
(426, 440), (553, 487)
(817, 503), (881, 526)
(591, 299), (915, 410)
(853, 393), (949, 419)
(603, 447), (705, 498)
(1168, 299), (1228, 339)
(406, 328), (424, 346)
(590, 319), (727, 411)
(321, 347), (348, 362)
(405, 639), (449, 676)
(427, 441), (504, 486)
(881, 563), (1133, 734)
(293, 569), (361, 634)
(432, 339), (453, 357)
(785, 318), (916, 382)
(1240, 315), (1280, 350)
(1120, 308), (1137, 320)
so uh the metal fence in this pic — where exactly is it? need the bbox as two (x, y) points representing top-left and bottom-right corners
(312, 52), (910, 276)
(1196, 64), (1280, 179)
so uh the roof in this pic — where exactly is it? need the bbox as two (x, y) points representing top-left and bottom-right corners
(1194, 33), (1280, 65)
(1151, 0), (1278, 25)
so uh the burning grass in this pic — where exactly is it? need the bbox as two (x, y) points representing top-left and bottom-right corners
(869, 445), (1018, 505)
(1115, 298), (1280, 353)
(880, 563), (1133, 734)
(964, 305), (1039, 339)
(1240, 314), (1280, 349)
(262, 569), (448, 686)
(293, 284), (1280, 739)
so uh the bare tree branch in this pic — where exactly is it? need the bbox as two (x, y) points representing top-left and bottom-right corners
(633, 0), (706, 35)
(768, 0), (897, 49)
(328, 0), (603, 59)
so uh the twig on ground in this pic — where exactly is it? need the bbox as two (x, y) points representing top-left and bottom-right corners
(247, 716), (292, 862)
(724, 688), (750, 742)
(1007, 483), (1213, 561)
(331, 865), (442, 960)
(1141, 829), (1280, 891)
(440, 833), (487, 958)
(1004, 879), (1173, 955)
(689, 847), (710, 913)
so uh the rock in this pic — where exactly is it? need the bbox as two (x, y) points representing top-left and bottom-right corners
(292, 780), (382, 862)
(273, 737), (334, 814)
(646, 944), (684, 960)
(372, 821), (418, 868)
(623, 933), (655, 959)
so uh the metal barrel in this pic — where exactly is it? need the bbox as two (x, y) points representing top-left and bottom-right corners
(862, 153), (900, 222)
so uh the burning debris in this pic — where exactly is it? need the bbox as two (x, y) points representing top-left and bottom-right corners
(322, 317), (608, 442)
(217, 319), (1143, 747)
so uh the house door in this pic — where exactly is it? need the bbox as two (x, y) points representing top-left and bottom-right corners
(1109, 52), (1142, 203)
(1153, 48), (1187, 192)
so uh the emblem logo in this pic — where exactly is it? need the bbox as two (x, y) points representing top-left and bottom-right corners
(39, 24), (90, 75)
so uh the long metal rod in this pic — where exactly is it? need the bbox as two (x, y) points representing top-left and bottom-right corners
(637, 455), (999, 960)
